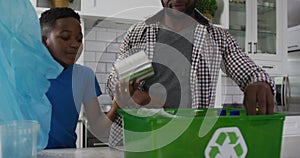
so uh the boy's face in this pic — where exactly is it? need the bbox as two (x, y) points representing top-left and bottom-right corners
(43, 17), (83, 68)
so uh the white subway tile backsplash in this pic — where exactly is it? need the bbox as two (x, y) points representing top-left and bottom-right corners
(222, 85), (226, 94)
(95, 63), (106, 73)
(99, 53), (117, 63)
(91, 27), (107, 32)
(222, 95), (233, 104)
(222, 76), (236, 86)
(96, 31), (117, 42)
(232, 95), (244, 104)
(223, 86), (243, 95)
(85, 41), (106, 52)
(107, 28), (128, 33)
(116, 33), (126, 43)
(83, 51), (96, 62)
(221, 75), (245, 104)
(99, 84), (107, 94)
(106, 43), (122, 53)
(85, 30), (96, 40)
(106, 63), (113, 72)
(84, 62), (97, 71)
(95, 51), (105, 62)
(96, 73), (110, 84)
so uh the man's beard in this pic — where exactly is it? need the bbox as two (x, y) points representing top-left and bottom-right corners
(161, 0), (196, 18)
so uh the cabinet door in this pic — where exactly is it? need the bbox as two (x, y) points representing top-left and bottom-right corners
(81, 0), (162, 21)
(30, 0), (81, 17)
(228, 0), (252, 54)
(249, 0), (287, 62)
(250, 0), (277, 60)
(228, 0), (287, 75)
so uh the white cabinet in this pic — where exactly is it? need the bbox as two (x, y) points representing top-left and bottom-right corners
(81, 0), (162, 21)
(30, 0), (81, 17)
(228, 0), (287, 75)
(30, 0), (162, 21)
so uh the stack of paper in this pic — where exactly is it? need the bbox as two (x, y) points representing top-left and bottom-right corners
(114, 50), (154, 82)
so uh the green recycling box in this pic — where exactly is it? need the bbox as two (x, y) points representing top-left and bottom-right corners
(118, 108), (285, 158)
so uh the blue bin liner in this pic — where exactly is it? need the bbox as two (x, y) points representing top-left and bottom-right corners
(0, 0), (62, 151)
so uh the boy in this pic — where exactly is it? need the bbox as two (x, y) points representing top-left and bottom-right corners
(40, 7), (119, 149)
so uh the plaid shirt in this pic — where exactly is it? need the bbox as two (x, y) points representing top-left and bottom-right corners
(106, 10), (275, 147)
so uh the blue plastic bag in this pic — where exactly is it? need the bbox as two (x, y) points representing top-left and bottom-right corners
(0, 0), (63, 151)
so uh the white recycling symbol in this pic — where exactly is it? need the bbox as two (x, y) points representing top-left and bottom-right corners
(205, 127), (248, 158)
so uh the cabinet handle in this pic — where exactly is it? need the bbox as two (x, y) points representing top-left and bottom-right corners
(248, 42), (252, 54)
(279, 76), (285, 111)
(282, 76), (288, 111)
(262, 65), (274, 69)
(253, 42), (257, 54)
(93, 0), (96, 7)
(283, 76), (290, 111)
(93, 142), (108, 146)
(288, 45), (299, 49)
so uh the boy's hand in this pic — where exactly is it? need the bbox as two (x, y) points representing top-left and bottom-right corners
(114, 79), (165, 109)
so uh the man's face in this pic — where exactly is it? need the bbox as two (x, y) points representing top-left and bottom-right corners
(161, 0), (196, 15)
(43, 17), (83, 68)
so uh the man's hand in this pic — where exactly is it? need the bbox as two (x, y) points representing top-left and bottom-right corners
(244, 82), (274, 115)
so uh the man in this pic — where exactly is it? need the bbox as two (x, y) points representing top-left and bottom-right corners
(107, 0), (275, 147)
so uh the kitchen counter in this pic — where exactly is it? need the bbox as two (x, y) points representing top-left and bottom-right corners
(281, 135), (300, 158)
(37, 140), (299, 158)
(37, 147), (124, 158)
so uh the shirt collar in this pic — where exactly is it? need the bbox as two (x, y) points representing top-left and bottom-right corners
(145, 8), (210, 26)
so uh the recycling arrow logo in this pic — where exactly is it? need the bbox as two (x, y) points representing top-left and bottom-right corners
(205, 127), (248, 158)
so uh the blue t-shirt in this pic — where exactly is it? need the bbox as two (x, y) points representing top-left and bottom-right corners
(46, 64), (101, 149)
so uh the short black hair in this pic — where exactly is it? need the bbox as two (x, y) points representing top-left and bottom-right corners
(39, 7), (80, 35)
